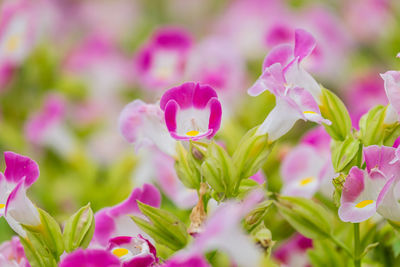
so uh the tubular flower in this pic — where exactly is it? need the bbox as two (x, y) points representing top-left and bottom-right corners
(135, 27), (193, 89)
(0, 236), (30, 267)
(339, 146), (400, 223)
(248, 29), (330, 141)
(160, 82), (222, 141)
(281, 127), (334, 198)
(107, 235), (158, 267)
(92, 184), (161, 247)
(0, 152), (41, 238)
(59, 249), (120, 267)
(119, 99), (177, 156)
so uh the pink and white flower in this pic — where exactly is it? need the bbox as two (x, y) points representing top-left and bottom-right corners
(248, 29), (330, 141)
(119, 99), (177, 156)
(281, 127), (334, 198)
(25, 94), (76, 157)
(107, 235), (158, 266)
(160, 82), (222, 141)
(0, 236), (30, 267)
(162, 254), (210, 267)
(59, 249), (120, 267)
(135, 27), (193, 90)
(339, 146), (400, 223)
(274, 234), (312, 267)
(92, 184), (161, 247)
(380, 69), (400, 122)
(0, 152), (41, 238)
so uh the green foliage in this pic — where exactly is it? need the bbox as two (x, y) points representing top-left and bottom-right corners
(175, 142), (202, 189)
(63, 203), (95, 253)
(319, 88), (352, 141)
(331, 135), (362, 174)
(131, 201), (189, 251)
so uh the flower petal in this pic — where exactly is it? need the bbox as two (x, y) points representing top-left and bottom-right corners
(4, 151), (39, 187)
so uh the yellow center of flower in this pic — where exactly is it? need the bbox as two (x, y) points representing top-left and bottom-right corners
(355, 200), (374, 209)
(112, 248), (129, 258)
(299, 177), (314, 186)
(303, 111), (317, 115)
(186, 130), (199, 137)
(5, 35), (20, 52)
(0, 204), (4, 209)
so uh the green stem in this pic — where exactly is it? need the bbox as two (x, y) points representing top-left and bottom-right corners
(330, 235), (352, 258)
(354, 223), (361, 267)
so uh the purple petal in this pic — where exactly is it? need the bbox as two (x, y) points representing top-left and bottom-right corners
(59, 249), (120, 267)
(294, 29), (316, 62)
(4, 152), (39, 187)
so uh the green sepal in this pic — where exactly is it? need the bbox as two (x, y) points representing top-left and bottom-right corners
(131, 201), (188, 251)
(175, 142), (201, 189)
(274, 196), (332, 239)
(319, 88), (352, 141)
(232, 127), (271, 179)
(201, 141), (237, 197)
(63, 203), (95, 253)
(244, 200), (273, 231)
(331, 135), (362, 173)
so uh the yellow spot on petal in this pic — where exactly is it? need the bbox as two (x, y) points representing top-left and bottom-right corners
(299, 177), (314, 186)
(5, 35), (20, 52)
(112, 248), (129, 258)
(355, 200), (374, 209)
(0, 204), (4, 209)
(186, 130), (199, 137)
(303, 111), (317, 115)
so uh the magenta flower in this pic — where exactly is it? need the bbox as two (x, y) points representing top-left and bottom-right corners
(107, 235), (158, 267)
(248, 29), (330, 140)
(59, 249), (120, 267)
(162, 255), (210, 267)
(119, 99), (177, 156)
(274, 234), (312, 267)
(93, 184), (161, 247)
(339, 146), (400, 223)
(135, 27), (193, 89)
(0, 152), (41, 237)
(160, 82), (222, 141)
(0, 236), (30, 267)
(281, 127), (334, 198)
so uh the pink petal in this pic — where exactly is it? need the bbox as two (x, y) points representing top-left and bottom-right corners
(59, 249), (120, 267)
(294, 29), (316, 62)
(4, 152), (39, 187)
(381, 71), (400, 115)
(262, 44), (293, 70)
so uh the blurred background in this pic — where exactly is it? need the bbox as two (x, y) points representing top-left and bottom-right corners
(0, 0), (400, 250)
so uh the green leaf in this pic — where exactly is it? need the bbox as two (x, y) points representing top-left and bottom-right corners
(244, 200), (272, 231)
(319, 88), (352, 141)
(360, 242), (379, 258)
(331, 136), (362, 173)
(63, 203), (95, 253)
(232, 127), (272, 179)
(19, 237), (46, 267)
(132, 202), (189, 251)
(275, 196), (332, 239)
(201, 142), (236, 197)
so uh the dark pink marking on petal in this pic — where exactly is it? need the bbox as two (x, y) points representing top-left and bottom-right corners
(4, 152), (39, 187)
(93, 209), (116, 247)
(263, 44), (293, 70)
(376, 176), (396, 206)
(160, 82), (196, 110)
(164, 99), (179, 133)
(207, 98), (222, 139)
(342, 167), (365, 203)
(193, 84), (218, 109)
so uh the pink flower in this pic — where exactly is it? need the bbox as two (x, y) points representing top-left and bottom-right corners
(93, 184), (161, 247)
(380, 70), (400, 121)
(281, 127), (333, 198)
(119, 100), (177, 156)
(162, 254), (210, 267)
(160, 82), (222, 141)
(248, 29), (330, 140)
(339, 146), (400, 223)
(135, 27), (193, 90)
(0, 152), (41, 238)
(0, 236), (30, 267)
(59, 249), (120, 267)
(274, 234), (312, 267)
(107, 235), (158, 267)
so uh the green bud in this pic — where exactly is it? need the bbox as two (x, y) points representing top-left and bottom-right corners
(244, 200), (273, 230)
(359, 105), (400, 146)
(233, 127), (272, 180)
(275, 196), (332, 239)
(63, 203), (95, 253)
(175, 142), (201, 189)
(319, 88), (352, 141)
(201, 142), (237, 197)
(131, 201), (188, 251)
(332, 174), (346, 207)
(252, 225), (275, 257)
(19, 237), (47, 267)
(331, 135), (362, 173)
